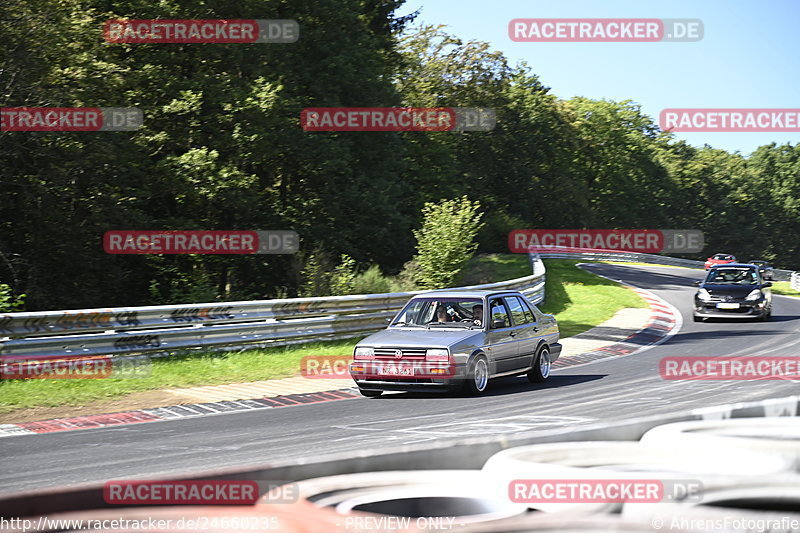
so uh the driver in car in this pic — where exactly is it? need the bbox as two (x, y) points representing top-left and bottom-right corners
(472, 304), (483, 326)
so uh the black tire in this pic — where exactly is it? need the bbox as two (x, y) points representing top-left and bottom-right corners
(527, 346), (551, 383)
(359, 389), (383, 398)
(464, 356), (489, 395)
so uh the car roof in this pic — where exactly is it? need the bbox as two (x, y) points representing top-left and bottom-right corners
(414, 290), (521, 299)
(708, 263), (758, 269)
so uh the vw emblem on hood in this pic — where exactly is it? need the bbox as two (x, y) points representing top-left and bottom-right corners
(394, 349), (403, 359)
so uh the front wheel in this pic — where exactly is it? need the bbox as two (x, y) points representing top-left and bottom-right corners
(464, 356), (489, 395)
(527, 347), (551, 383)
(359, 389), (383, 398)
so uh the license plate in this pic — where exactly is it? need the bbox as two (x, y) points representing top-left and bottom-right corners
(716, 302), (740, 309)
(376, 364), (413, 376)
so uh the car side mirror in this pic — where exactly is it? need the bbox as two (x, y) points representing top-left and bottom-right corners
(492, 319), (507, 329)
(763, 281), (773, 287)
(692, 280), (701, 286)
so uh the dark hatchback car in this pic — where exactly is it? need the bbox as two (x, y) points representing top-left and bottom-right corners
(693, 264), (773, 322)
(748, 259), (774, 280)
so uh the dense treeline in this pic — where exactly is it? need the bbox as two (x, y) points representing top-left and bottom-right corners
(1, 0), (798, 310)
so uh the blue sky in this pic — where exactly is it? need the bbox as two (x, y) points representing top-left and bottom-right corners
(397, 0), (800, 155)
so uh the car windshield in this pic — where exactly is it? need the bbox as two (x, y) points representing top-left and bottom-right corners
(712, 254), (733, 260)
(705, 268), (759, 285)
(391, 297), (483, 327)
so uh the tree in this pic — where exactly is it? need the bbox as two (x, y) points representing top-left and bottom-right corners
(412, 196), (484, 289)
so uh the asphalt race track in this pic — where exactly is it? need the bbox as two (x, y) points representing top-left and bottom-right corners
(2, 264), (799, 494)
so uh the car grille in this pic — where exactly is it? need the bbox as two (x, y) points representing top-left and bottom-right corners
(373, 348), (427, 360)
(702, 304), (752, 313)
(705, 294), (743, 303)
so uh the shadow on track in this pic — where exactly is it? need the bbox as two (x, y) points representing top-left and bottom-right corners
(666, 325), (794, 344)
(376, 374), (606, 400)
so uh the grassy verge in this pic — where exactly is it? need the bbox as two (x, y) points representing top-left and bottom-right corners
(1, 254), (645, 411)
(770, 281), (800, 297)
(458, 254), (646, 337)
(597, 261), (697, 270)
(0, 339), (362, 412)
(538, 259), (647, 337)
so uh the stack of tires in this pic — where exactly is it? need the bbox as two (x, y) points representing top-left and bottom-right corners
(276, 417), (799, 532)
(24, 417), (799, 532)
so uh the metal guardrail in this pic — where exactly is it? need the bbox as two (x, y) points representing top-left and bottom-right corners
(0, 261), (546, 358)
(3, 250), (794, 360)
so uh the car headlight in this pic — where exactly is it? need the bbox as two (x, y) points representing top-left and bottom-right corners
(354, 347), (374, 359)
(697, 289), (712, 301)
(745, 289), (762, 301)
(426, 349), (449, 361)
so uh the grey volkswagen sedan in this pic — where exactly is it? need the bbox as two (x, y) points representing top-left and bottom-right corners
(349, 290), (562, 397)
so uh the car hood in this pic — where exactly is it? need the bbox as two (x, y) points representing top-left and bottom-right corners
(700, 284), (760, 296)
(358, 327), (482, 349)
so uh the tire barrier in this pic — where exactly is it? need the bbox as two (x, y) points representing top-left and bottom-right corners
(638, 417), (800, 470)
(265, 470), (528, 528)
(5, 397), (800, 532)
(481, 441), (792, 514)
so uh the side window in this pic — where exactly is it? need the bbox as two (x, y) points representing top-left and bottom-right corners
(521, 297), (544, 322)
(489, 299), (511, 329)
(504, 296), (534, 325)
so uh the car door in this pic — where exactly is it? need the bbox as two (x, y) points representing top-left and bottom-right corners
(485, 297), (518, 374)
(503, 295), (538, 370)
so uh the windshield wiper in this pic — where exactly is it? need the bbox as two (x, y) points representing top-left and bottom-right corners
(392, 322), (425, 328)
(426, 322), (470, 329)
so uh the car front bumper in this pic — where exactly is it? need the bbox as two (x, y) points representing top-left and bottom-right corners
(349, 358), (468, 391)
(350, 342), (563, 391)
(694, 301), (768, 318)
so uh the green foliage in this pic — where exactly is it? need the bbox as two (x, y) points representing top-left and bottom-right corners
(330, 255), (358, 295)
(412, 196), (485, 289)
(299, 254), (324, 298)
(0, 284), (25, 312)
(300, 253), (358, 296)
(2, 6), (800, 310)
(351, 265), (392, 294)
